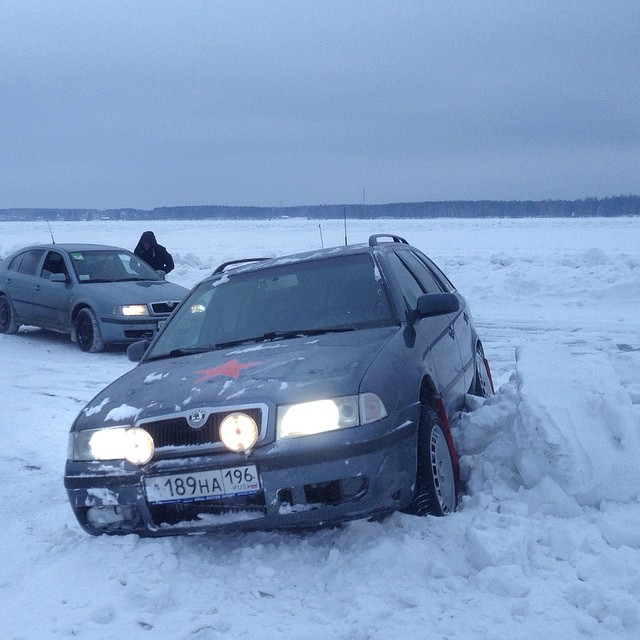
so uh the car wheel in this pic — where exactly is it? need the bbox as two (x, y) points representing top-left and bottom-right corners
(75, 308), (105, 352)
(472, 343), (493, 397)
(409, 406), (457, 517)
(0, 295), (20, 334)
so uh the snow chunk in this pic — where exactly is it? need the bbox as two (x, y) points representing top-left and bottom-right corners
(144, 371), (169, 383)
(83, 397), (109, 416)
(104, 404), (140, 422)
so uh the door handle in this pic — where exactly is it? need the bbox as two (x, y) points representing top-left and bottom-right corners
(448, 325), (455, 339)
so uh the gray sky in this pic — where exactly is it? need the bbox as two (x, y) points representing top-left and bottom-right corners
(1, 1), (639, 209)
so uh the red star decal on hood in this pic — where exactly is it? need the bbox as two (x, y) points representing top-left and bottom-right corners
(194, 359), (260, 383)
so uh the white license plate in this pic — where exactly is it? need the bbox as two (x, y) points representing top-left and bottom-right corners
(144, 465), (261, 504)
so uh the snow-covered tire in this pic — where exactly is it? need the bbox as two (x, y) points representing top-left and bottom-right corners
(408, 406), (457, 517)
(75, 308), (105, 352)
(0, 295), (20, 334)
(472, 343), (493, 397)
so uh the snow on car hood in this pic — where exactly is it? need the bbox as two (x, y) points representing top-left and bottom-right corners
(74, 327), (397, 429)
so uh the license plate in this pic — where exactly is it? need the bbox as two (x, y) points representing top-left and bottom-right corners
(144, 465), (261, 504)
(157, 320), (166, 330)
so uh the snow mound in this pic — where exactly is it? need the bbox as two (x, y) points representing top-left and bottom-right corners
(457, 342), (640, 508)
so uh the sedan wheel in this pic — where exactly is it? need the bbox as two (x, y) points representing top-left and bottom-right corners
(409, 407), (457, 517)
(75, 308), (105, 352)
(0, 295), (20, 334)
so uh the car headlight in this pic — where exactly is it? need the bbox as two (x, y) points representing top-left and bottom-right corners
(113, 304), (149, 316)
(219, 412), (259, 452)
(277, 393), (387, 439)
(68, 427), (154, 465)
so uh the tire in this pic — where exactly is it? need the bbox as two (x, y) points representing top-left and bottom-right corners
(408, 406), (457, 517)
(472, 343), (493, 397)
(0, 295), (20, 334)
(75, 308), (105, 352)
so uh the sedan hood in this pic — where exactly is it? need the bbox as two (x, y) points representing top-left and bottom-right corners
(81, 280), (188, 302)
(74, 327), (398, 430)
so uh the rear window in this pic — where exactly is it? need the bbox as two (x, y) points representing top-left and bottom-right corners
(9, 249), (45, 275)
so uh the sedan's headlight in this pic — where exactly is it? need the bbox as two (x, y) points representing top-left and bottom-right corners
(113, 304), (149, 316)
(68, 427), (154, 465)
(277, 393), (387, 439)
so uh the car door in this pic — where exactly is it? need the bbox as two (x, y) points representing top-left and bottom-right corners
(32, 250), (74, 329)
(385, 251), (463, 413)
(2, 249), (46, 323)
(402, 250), (475, 392)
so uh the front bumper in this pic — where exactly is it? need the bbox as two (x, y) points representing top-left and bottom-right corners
(98, 315), (167, 344)
(64, 413), (419, 536)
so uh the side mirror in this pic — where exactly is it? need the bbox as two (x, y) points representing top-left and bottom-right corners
(50, 273), (67, 283)
(156, 269), (167, 280)
(415, 293), (460, 318)
(127, 340), (150, 362)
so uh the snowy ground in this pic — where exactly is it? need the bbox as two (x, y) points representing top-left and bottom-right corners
(2, 217), (640, 639)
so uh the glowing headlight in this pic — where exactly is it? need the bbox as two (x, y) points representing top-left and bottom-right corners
(113, 304), (149, 316)
(219, 412), (259, 452)
(68, 427), (154, 465)
(122, 428), (155, 465)
(277, 393), (387, 439)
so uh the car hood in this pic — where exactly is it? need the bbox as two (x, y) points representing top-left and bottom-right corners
(81, 280), (188, 301)
(74, 327), (398, 430)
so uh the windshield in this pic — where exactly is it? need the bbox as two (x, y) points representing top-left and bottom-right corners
(146, 253), (397, 359)
(70, 250), (163, 283)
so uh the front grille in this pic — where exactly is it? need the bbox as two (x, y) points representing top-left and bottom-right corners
(140, 406), (265, 457)
(277, 476), (368, 508)
(148, 492), (266, 527)
(124, 329), (154, 339)
(150, 300), (181, 314)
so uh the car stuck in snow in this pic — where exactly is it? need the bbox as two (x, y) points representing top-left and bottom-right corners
(64, 234), (493, 535)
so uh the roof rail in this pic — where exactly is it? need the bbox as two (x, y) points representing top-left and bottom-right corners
(368, 234), (409, 247)
(213, 258), (269, 275)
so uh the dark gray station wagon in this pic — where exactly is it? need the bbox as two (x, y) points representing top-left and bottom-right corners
(64, 234), (493, 535)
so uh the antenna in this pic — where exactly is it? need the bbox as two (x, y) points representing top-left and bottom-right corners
(47, 220), (55, 244)
(343, 206), (348, 246)
(318, 223), (324, 248)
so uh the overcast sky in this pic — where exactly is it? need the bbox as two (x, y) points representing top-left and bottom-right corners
(1, 1), (639, 210)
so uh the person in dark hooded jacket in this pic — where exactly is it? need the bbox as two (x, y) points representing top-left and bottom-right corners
(134, 231), (174, 274)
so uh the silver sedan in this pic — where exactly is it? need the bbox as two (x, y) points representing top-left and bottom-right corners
(0, 243), (189, 352)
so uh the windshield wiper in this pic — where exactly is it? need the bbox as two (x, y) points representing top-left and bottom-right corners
(215, 327), (355, 350)
(144, 346), (214, 362)
(144, 327), (357, 361)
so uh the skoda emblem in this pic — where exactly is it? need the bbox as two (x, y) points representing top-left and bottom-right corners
(187, 409), (207, 429)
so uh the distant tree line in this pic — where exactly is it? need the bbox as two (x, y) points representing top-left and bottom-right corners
(1, 195), (639, 221)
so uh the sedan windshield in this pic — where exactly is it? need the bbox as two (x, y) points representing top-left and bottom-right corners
(69, 250), (163, 283)
(146, 254), (397, 360)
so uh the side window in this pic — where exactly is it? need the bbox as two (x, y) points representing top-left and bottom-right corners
(16, 250), (45, 275)
(41, 251), (69, 279)
(386, 252), (424, 309)
(399, 251), (445, 293)
(8, 254), (25, 272)
(416, 253), (456, 292)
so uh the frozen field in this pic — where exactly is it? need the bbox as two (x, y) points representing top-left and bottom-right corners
(2, 216), (640, 639)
